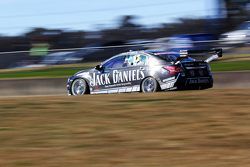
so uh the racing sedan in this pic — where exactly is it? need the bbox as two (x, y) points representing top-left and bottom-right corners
(67, 49), (222, 95)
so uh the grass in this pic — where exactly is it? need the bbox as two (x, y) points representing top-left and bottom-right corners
(0, 89), (250, 166)
(0, 59), (249, 79)
(0, 67), (84, 79)
(210, 60), (250, 72)
(0, 63), (98, 79)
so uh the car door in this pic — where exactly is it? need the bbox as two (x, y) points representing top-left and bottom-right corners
(91, 55), (126, 93)
(122, 53), (148, 92)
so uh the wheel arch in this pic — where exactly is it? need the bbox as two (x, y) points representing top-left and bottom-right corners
(70, 77), (90, 95)
(140, 76), (161, 92)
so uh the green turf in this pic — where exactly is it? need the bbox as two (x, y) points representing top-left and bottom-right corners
(0, 60), (249, 79)
(210, 60), (250, 71)
(0, 64), (96, 79)
(0, 67), (83, 78)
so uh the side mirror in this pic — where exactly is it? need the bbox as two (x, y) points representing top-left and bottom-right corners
(95, 65), (103, 71)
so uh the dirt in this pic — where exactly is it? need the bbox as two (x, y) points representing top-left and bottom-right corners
(0, 89), (250, 167)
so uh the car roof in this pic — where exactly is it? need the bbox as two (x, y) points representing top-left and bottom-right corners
(103, 50), (179, 63)
(144, 50), (179, 56)
(112, 50), (180, 59)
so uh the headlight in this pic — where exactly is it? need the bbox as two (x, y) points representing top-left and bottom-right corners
(67, 77), (73, 83)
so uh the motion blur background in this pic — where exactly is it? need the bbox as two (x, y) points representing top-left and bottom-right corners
(1, 1), (250, 166)
(0, 0), (249, 70)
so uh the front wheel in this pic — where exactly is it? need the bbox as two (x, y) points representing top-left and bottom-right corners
(71, 78), (88, 96)
(141, 77), (158, 93)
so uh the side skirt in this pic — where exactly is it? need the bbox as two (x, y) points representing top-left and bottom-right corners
(91, 85), (141, 94)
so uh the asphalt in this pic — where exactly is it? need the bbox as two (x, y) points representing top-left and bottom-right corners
(0, 71), (249, 96)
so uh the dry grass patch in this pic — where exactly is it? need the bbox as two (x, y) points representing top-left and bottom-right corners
(0, 89), (250, 166)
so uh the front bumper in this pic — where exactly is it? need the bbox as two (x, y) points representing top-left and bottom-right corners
(66, 76), (75, 95)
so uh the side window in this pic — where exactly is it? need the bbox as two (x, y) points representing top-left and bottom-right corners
(103, 56), (125, 69)
(125, 54), (147, 67)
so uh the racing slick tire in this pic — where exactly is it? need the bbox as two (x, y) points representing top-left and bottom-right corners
(141, 77), (159, 93)
(71, 78), (89, 96)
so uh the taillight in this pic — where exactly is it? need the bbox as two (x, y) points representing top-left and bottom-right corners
(163, 65), (182, 75)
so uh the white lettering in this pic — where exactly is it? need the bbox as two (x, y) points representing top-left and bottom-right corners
(128, 70), (132, 81)
(113, 70), (118, 83)
(100, 74), (105, 85)
(92, 69), (145, 86)
(96, 75), (101, 86)
(132, 70), (136, 81)
(118, 71), (123, 83)
(140, 71), (145, 79)
(105, 73), (111, 84)
(123, 71), (128, 82)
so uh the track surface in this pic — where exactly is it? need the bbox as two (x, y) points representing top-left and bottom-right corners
(0, 71), (249, 96)
(0, 89), (249, 166)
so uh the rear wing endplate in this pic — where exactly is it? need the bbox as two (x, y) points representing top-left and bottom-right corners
(179, 48), (223, 63)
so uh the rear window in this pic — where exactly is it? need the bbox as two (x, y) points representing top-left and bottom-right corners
(157, 54), (195, 62)
(157, 54), (177, 62)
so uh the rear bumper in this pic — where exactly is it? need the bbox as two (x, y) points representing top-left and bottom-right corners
(175, 75), (213, 90)
(159, 73), (213, 91)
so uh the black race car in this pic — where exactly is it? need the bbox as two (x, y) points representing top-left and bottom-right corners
(67, 49), (222, 95)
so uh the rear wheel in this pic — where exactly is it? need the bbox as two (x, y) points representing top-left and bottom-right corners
(141, 77), (158, 93)
(71, 78), (88, 96)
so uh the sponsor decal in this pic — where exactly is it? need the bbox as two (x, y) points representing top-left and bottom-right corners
(163, 76), (176, 83)
(105, 82), (131, 88)
(90, 69), (145, 86)
(161, 81), (176, 89)
(188, 78), (210, 84)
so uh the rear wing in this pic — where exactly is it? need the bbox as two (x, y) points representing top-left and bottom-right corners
(179, 48), (223, 63)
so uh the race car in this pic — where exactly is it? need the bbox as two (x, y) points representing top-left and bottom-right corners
(67, 49), (222, 95)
